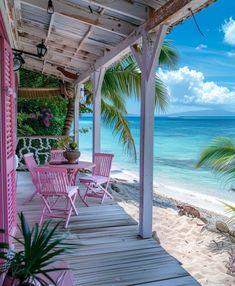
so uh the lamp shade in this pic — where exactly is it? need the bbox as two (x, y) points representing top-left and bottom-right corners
(13, 54), (25, 71)
(36, 40), (47, 57)
(47, 0), (54, 14)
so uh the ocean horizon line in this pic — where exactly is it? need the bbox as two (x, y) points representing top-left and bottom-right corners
(80, 114), (235, 119)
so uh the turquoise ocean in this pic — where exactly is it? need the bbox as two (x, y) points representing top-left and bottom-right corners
(77, 116), (235, 203)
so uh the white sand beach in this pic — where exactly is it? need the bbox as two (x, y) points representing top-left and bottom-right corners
(110, 175), (235, 286)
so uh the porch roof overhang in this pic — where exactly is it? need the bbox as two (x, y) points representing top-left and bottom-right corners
(18, 87), (61, 99)
(6, 0), (216, 83)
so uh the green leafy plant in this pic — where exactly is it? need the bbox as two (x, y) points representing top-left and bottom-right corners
(17, 113), (36, 136)
(52, 137), (71, 150)
(1, 212), (72, 286)
(68, 142), (78, 150)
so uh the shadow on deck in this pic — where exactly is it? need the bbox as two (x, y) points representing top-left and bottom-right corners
(17, 172), (200, 286)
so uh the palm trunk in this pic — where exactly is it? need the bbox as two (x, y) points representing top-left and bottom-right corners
(63, 97), (75, 135)
(62, 82), (75, 136)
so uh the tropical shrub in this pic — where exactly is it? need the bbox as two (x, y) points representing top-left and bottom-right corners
(18, 97), (68, 136)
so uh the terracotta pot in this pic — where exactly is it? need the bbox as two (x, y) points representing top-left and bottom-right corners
(3, 276), (15, 286)
(63, 150), (80, 163)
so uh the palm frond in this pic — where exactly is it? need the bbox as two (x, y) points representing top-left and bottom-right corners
(159, 40), (179, 67)
(101, 99), (136, 160)
(155, 75), (169, 113)
(196, 137), (235, 184)
(222, 202), (235, 223)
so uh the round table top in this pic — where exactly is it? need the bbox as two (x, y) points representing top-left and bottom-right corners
(48, 160), (95, 169)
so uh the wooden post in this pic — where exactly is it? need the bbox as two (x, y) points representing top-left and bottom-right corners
(91, 68), (105, 161)
(131, 25), (167, 238)
(74, 83), (84, 144)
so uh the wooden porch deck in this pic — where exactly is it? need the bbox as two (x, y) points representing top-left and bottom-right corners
(17, 172), (200, 286)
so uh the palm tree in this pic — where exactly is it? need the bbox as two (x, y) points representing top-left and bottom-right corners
(196, 137), (235, 220)
(83, 40), (178, 159)
(196, 137), (235, 183)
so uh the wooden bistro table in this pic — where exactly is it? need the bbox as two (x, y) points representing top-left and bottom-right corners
(48, 160), (95, 206)
(49, 160), (95, 185)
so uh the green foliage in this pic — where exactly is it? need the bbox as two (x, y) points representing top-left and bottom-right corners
(223, 202), (235, 223)
(19, 69), (59, 88)
(52, 137), (70, 150)
(1, 212), (72, 286)
(17, 113), (36, 136)
(196, 137), (235, 220)
(18, 96), (68, 136)
(68, 142), (78, 150)
(196, 137), (235, 184)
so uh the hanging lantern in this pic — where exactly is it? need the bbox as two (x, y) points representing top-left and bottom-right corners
(36, 40), (47, 58)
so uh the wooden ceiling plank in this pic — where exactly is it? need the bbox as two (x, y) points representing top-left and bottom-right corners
(64, 0), (147, 22)
(21, 0), (136, 37)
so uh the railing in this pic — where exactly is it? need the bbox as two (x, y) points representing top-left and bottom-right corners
(16, 136), (69, 169)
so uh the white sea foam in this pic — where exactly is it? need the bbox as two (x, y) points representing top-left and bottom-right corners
(109, 166), (235, 216)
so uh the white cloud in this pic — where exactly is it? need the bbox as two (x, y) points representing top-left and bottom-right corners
(158, 66), (235, 106)
(195, 44), (207, 50)
(227, 50), (235, 57)
(222, 18), (235, 46)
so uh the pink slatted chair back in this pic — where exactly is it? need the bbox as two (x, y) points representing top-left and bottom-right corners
(23, 153), (38, 183)
(93, 153), (114, 177)
(34, 167), (69, 195)
(50, 149), (65, 162)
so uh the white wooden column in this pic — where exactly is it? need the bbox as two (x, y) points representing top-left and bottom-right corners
(131, 25), (167, 238)
(74, 83), (84, 144)
(91, 68), (105, 161)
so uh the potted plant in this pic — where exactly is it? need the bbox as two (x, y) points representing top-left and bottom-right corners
(1, 212), (72, 286)
(63, 142), (80, 164)
(51, 137), (70, 150)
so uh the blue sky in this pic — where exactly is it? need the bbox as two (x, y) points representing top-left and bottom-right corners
(127, 0), (235, 115)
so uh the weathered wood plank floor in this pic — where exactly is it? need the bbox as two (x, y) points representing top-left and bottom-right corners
(17, 172), (200, 286)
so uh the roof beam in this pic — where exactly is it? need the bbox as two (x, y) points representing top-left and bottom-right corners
(71, 27), (92, 60)
(42, 13), (55, 73)
(76, 0), (214, 84)
(70, 0), (147, 22)
(21, 0), (136, 37)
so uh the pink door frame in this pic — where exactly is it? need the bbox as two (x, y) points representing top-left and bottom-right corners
(0, 10), (17, 243)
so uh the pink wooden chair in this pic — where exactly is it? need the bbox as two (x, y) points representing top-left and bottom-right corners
(23, 153), (39, 203)
(49, 149), (65, 163)
(80, 153), (114, 203)
(34, 167), (78, 228)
